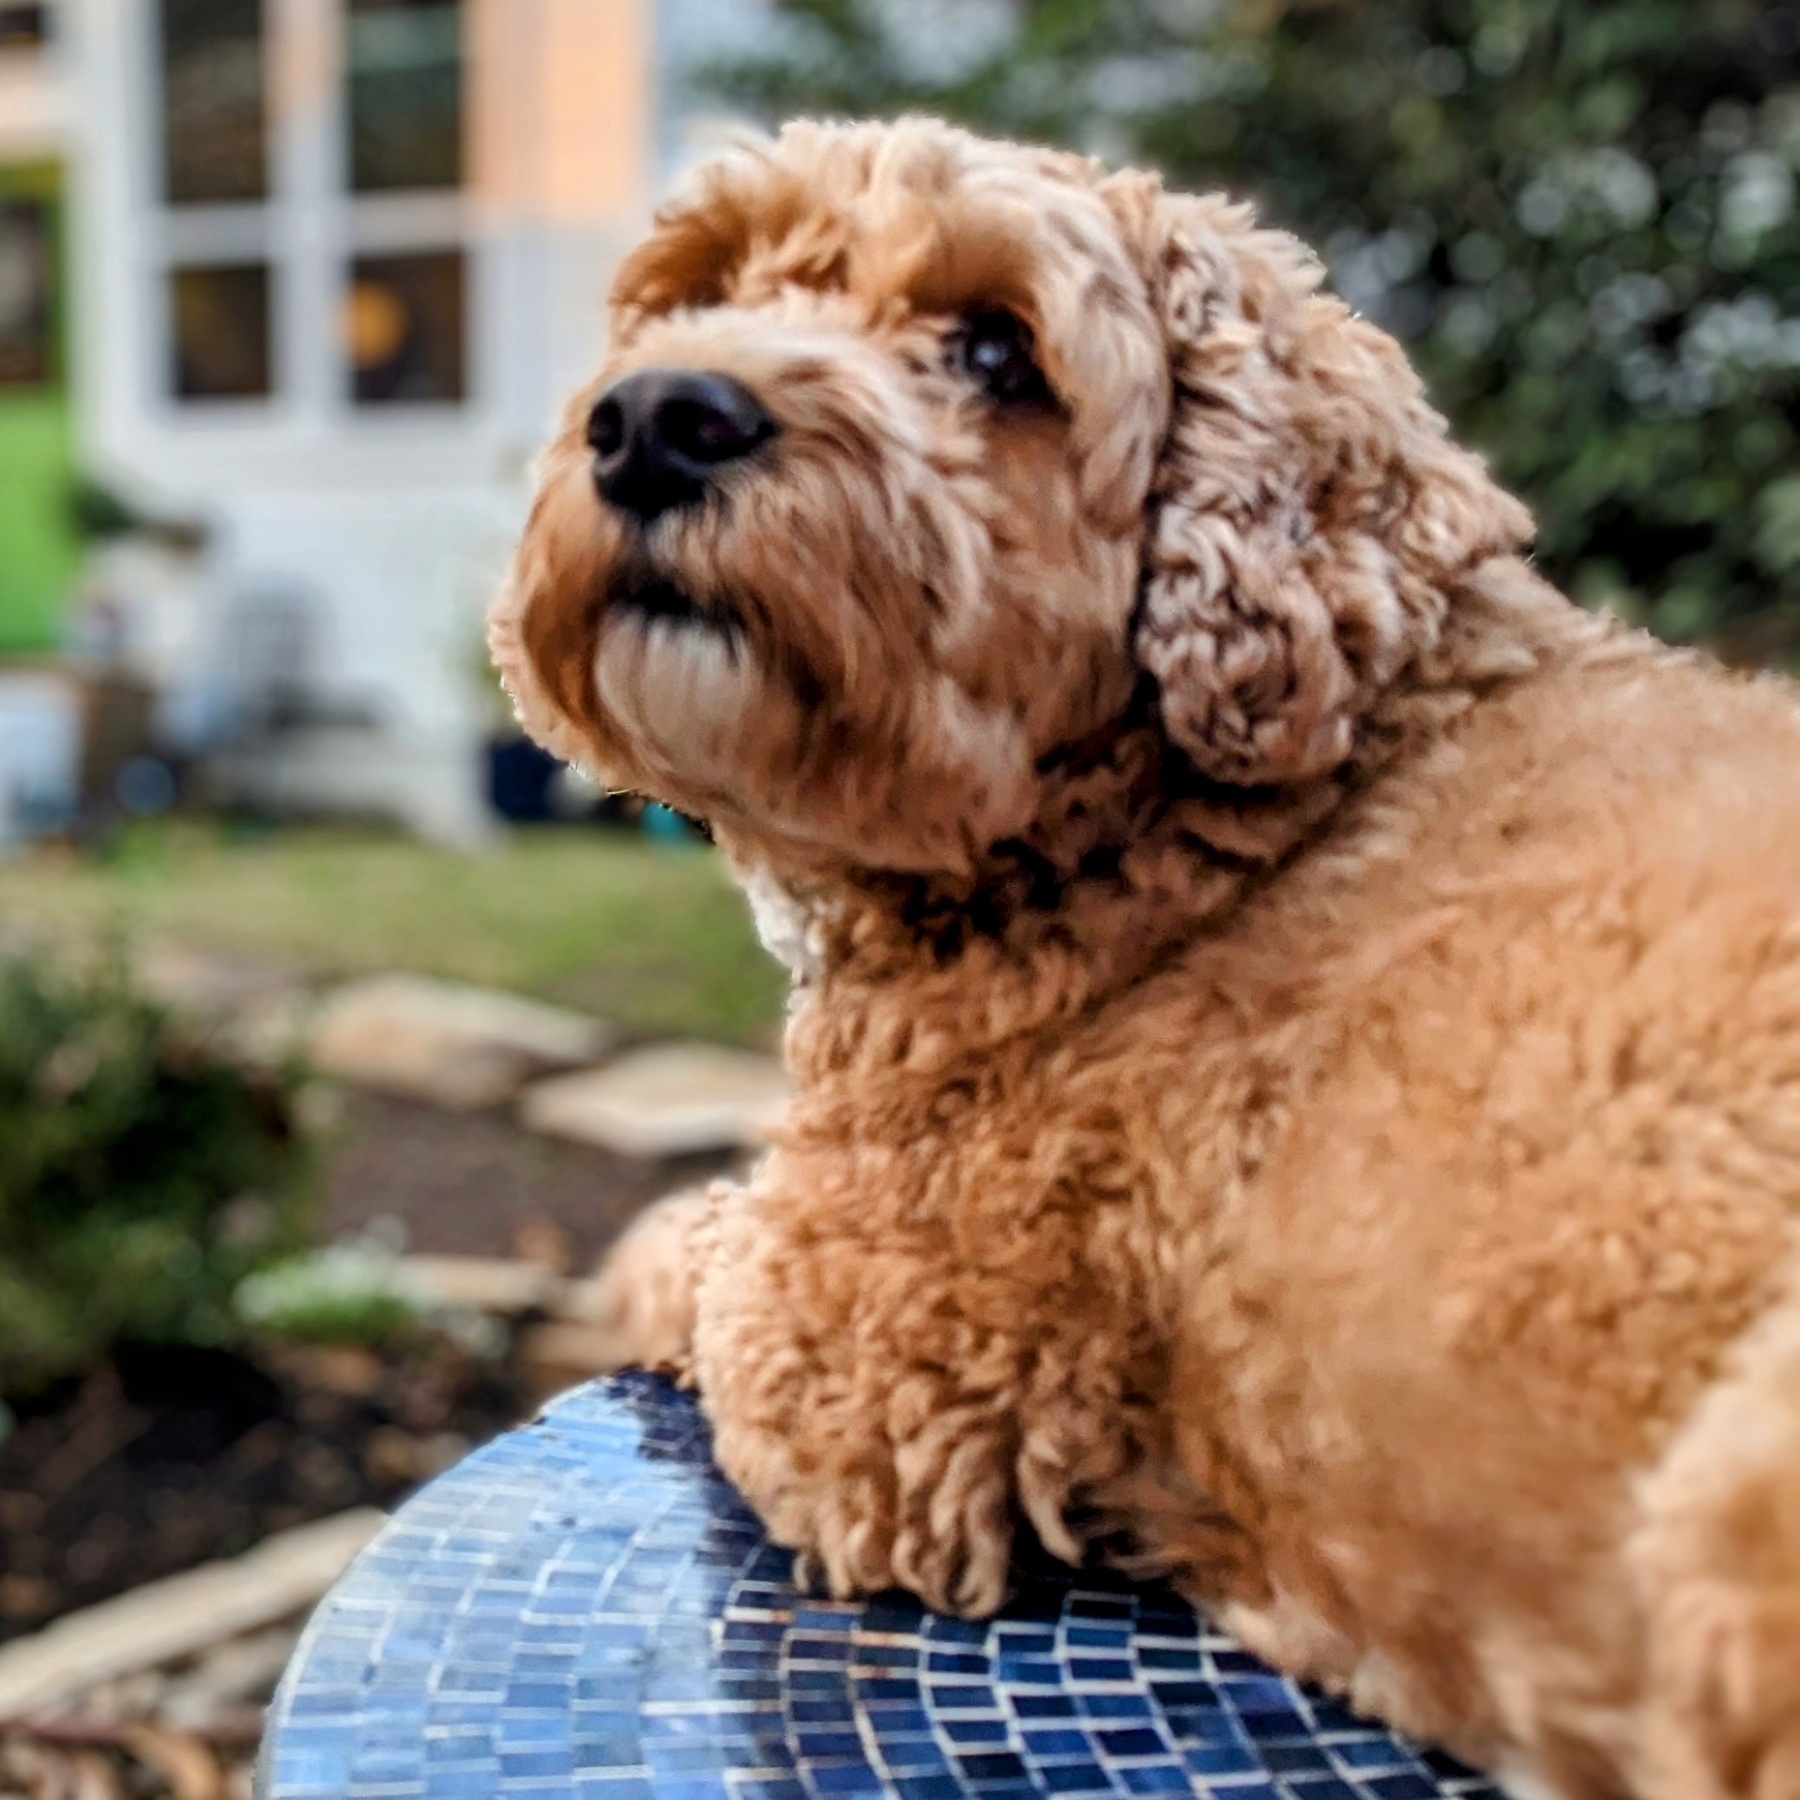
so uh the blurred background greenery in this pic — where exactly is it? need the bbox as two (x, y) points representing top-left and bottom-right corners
(0, 954), (311, 1396)
(709, 0), (1800, 665)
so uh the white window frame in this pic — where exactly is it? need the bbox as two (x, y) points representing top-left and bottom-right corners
(0, 4), (54, 51)
(138, 0), (484, 432)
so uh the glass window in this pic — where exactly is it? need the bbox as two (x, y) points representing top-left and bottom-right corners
(170, 263), (271, 399)
(0, 199), (54, 387)
(160, 0), (267, 205)
(347, 0), (464, 193)
(0, 6), (49, 47)
(346, 250), (465, 405)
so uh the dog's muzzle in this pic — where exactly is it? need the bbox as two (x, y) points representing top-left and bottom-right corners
(587, 369), (778, 524)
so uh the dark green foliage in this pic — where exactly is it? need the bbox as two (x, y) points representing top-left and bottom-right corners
(0, 957), (312, 1395)
(66, 474), (208, 550)
(64, 476), (141, 543)
(702, 0), (1800, 662)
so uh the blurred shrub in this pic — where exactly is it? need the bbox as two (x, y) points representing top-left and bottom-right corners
(65, 476), (142, 544)
(0, 957), (312, 1395)
(65, 474), (208, 551)
(706, 0), (1800, 663)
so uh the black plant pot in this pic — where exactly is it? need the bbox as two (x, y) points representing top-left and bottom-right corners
(486, 734), (561, 823)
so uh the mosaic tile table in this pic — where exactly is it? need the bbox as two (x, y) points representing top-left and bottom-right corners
(259, 1373), (1502, 1800)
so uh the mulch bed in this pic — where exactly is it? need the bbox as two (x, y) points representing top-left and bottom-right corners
(0, 1335), (526, 1646)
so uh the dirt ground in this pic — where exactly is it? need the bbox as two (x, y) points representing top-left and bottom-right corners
(0, 1337), (526, 1646)
(319, 1088), (740, 1265)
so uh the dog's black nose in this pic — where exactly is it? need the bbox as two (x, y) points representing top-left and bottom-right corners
(587, 369), (777, 523)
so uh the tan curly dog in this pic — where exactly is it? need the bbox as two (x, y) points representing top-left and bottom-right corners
(490, 119), (1800, 1800)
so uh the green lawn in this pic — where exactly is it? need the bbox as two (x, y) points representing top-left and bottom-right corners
(0, 824), (788, 1046)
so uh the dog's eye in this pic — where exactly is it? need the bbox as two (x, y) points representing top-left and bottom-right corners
(955, 309), (1051, 405)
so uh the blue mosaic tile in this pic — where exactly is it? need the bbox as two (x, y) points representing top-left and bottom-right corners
(260, 1374), (1502, 1800)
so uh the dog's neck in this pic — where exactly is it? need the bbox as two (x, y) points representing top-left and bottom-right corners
(737, 556), (1594, 1077)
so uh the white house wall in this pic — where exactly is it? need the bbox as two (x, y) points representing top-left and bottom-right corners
(66, 0), (654, 839)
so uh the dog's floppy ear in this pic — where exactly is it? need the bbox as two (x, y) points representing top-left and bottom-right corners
(1106, 175), (1534, 787)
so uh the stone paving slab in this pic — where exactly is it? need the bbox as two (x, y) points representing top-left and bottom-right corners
(394, 1253), (565, 1316)
(135, 942), (307, 1015)
(307, 974), (615, 1109)
(0, 1510), (383, 1722)
(518, 1042), (789, 1157)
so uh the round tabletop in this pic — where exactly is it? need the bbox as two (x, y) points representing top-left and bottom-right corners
(260, 1373), (1501, 1800)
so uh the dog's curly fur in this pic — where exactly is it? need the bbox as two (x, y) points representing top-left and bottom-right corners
(490, 119), (1800, 1800)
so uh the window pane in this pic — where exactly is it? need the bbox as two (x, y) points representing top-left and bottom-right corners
(0, 199), (54, 387)
(160, 0), (267, 205)
(0, 6), (49, 48)
(347, 0), (463, 193)
(346, 250), (465, 405)
(170, 263), (271, 399)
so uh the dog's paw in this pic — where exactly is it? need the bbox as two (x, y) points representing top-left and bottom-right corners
(789, 1550), (832, 1599)
(886, 1411), (1018, 1617)
(571, 1185), (715, 1376)
(725, 1404), (1019, 1619)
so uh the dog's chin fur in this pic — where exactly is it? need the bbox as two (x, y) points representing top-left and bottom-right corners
(592, 569), (759, 796)
(494, 117), (1800, 1800)
(609, 568), (747, 644)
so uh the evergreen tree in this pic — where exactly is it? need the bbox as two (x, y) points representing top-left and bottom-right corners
(704, 0), (1800, 662)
